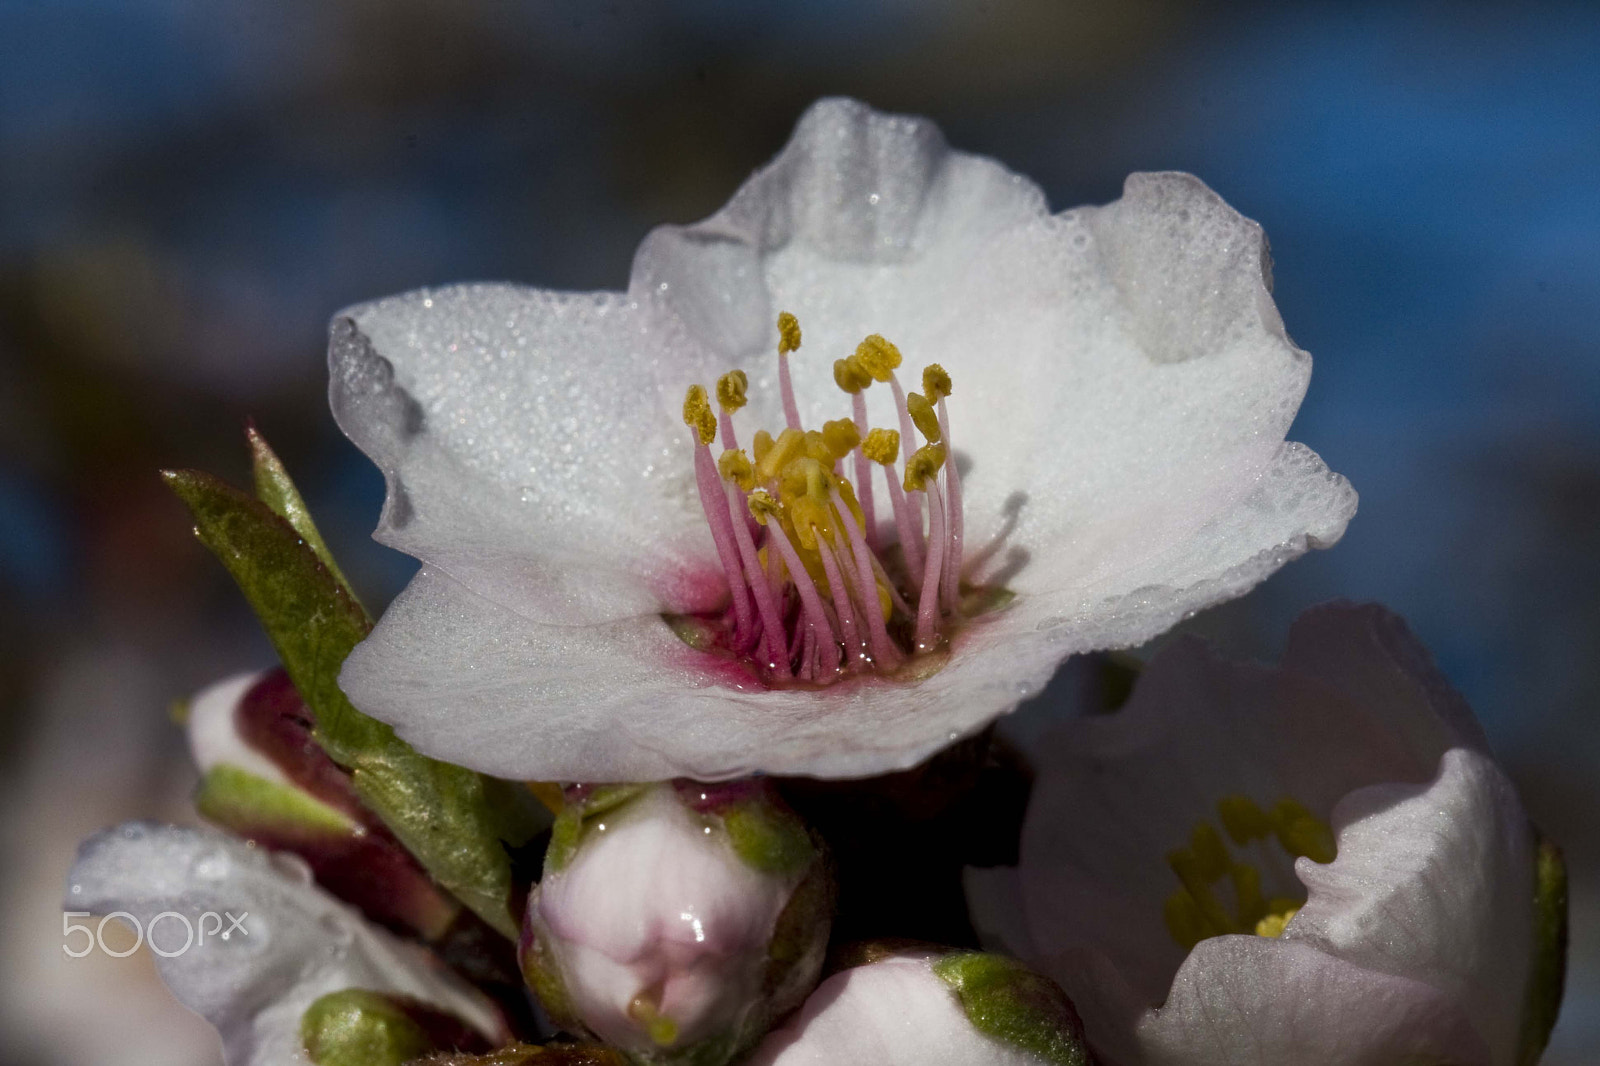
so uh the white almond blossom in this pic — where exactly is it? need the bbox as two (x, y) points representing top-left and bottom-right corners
(329, 96), (1355, 782)
(968, 603), (1548, 1066)
(64, 823), (506, 1066)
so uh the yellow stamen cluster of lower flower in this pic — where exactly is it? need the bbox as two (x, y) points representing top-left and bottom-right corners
(1162, 795), (1335, 951)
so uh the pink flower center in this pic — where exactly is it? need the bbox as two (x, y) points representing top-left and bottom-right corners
(673, 313), (974, 687)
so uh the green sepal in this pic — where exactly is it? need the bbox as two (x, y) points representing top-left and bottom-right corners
(1517, 835), (1568, 1065)
(930, 951), (1092, 1066)
(546, 785), (649, 872)
(723, 797), (815, 877)
(195, 763), (356, 838)
(163, 462), (544, 939)
(301, 989), (438, 1066)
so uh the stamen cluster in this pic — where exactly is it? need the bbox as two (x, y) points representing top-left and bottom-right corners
(681, 313), (966, 685)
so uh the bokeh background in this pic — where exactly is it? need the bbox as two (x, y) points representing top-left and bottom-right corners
(3, 1), (1597, 1062)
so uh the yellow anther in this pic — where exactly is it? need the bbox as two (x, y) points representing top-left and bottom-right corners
(1253, 905), (1300, 939)
(777, 311), (802, 356)
(803, 430), (835, 465)
(906, 392), (942, 443)
(1163, 890), (1214, 952)
(833, 356), (872, 394)
(1229, 862), (1268, 927)
(1188, 823), (1231, 882)
(752, 429), (774, 465)
(778, 456), (834, 503)
(903, 443), (946, 492)
(748, 489), (781, 525)
(1217, 795), (1271, 844)
(1165, 848), (1240, 936)
(718, 449), (755, 492)
(822, 418), (862, 459)
(716, 369), (748, 411)
(854, 334), (902, 381)
(922, 363), (952, 401)
(1161, 803), (1325, 951)
(779, 457), (836, 550)
(756, 427), (806, 484)
(1270, 799), (1337, 864)
(682, 385), (717, 446)
(861, 427), (901, 465)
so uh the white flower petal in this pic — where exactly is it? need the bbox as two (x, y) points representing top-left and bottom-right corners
(1139, 937), (1492, 1066)
(1013, 608), (1456, 1006)
(1288, 748), (1535, 1065)
(331, 287), (719, 627)
(332, 97), (1353, 780)
(744, 956), (1048, 1066)
(65, 823), (502, 1066)
(1280, 600), (1492, 758)
(994, 604), (1536, 1064)
(338, 567), (1067, 780)
(186, 669), (287, 785)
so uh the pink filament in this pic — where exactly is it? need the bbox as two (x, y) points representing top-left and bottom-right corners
(763, 522), (841, 676)
(723, 483), (791, 678)
(887, 371), (924, 572)
(815, 534), (865, 665)
(850, 391), (877, 549)
(778, 355), (802, 431)
(915, 479), (947, 650)
(832, 488), (903, 670)
(883, 469), (925, 588)
(694, 442), (754, 646)
(938, 399), (963, 614)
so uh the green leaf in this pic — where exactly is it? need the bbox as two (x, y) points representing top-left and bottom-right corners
(247, 423), (362, 608)
(164, 463), (544, 939)
(1517, 835), (1568, 1065)
(930, 951), (1092, 1066)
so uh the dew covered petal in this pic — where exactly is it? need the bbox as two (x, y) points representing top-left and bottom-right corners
(332, 97), (1354, 779)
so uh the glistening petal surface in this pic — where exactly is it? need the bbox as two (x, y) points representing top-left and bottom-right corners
(333, 97), (1354, 780)
(65, 823), (502, 1066)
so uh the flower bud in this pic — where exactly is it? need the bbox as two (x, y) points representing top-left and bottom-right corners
(746, 949), (1091, 1066)
(186, 668), (459, 939)
(300, 988), (491, 1066)
(521, 781), (832, 1065)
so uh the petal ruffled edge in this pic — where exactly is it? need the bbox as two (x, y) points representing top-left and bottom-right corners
(1288, 748), (1536, 1065)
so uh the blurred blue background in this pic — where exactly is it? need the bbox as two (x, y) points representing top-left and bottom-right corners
(2, 2), (1596, 1062)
